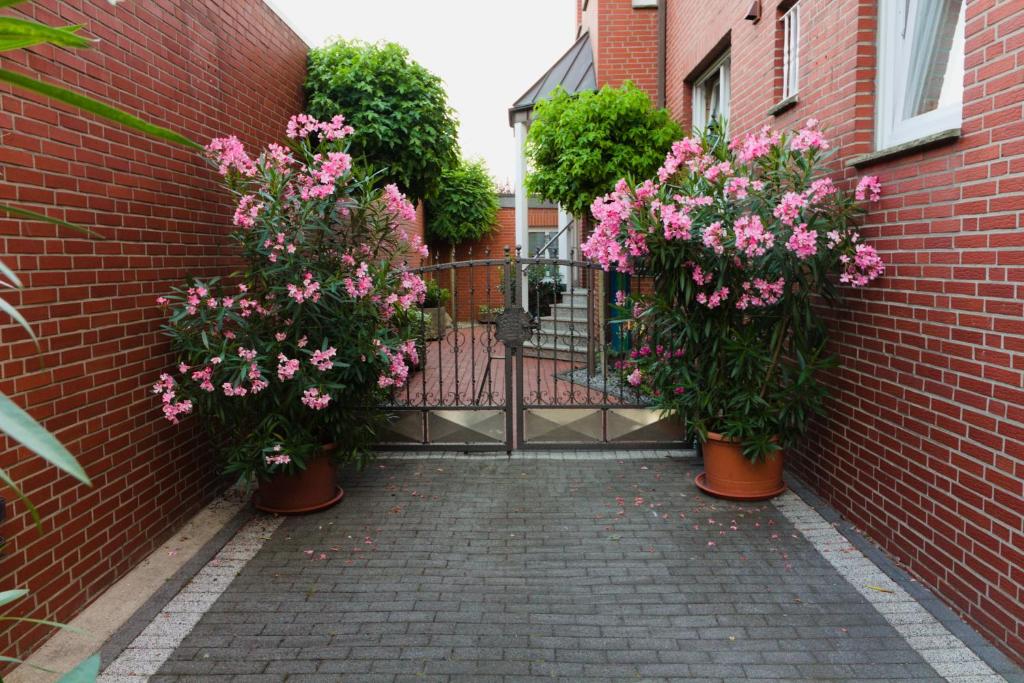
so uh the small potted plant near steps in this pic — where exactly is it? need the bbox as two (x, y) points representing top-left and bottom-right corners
(419, 279), (451, 340)
(583, 119), (884, 500)
(153, 113), (427, 513)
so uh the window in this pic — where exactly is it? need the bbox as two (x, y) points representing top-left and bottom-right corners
(876, 0), (965, 149)
(528, 229), (559, 258)
(780, 2), (800, 100)
(692, 51), (730, 133)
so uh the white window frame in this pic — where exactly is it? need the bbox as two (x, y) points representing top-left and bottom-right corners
(781, 2), (800, 100)
(528, 227), (560, 258)
(691, 51), (731, 133)
(875, 0), (965, 149)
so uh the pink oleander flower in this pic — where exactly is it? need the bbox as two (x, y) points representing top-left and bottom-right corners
(277, 354), (300, 381)
(205, 136), (256, 176)
(265, 452), (291, 466)
(702, 221), (726, 255)
(237, 347), (257, 362)
(773, 192), (806, 226)
(384, 184), (417, 223)
(320, 114), (354, 140)
(344, 262), (374, 299)
(310, 347), (337, 371)
(786, 223), (818, 259)
(287, 272), (321, 304)
(627, 368), (643, 386)
(615, 290), (627, 306)
(840, 243), (885, 286)
(658, 137), (703, 181)
(724, 176), (750, 199)
(275, 332), (287, 342)
(696, 286), (730, 309)
(191, 366), (215, 392)
(222, 382), (247, 397)
(790, 118), (830, 152)
(300, 387), (331, 410)
(855, 175), (882, 202)
(733, 214), (775, 258)
(233, 194), (263, 228)
(731, 125), (780, 164)
(736, 277), (786, 309)
(286, 113), (320, 139)
(807, 177), (836, 204)
(703, 161), (732, 182)
(660, 203), (692, 241)
(156, 296), (169, 305)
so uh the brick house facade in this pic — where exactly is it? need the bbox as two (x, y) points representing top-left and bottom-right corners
(0, 0), (307, 667)
(579, 0), (1023, 664)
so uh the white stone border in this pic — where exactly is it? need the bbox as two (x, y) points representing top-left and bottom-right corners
(774, 491), (1005, 683)
(96, 515), (283, 683)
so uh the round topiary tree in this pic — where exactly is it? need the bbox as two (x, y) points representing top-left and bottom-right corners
(525, 82), (683, 218)
(425, 158), (499, 245)
(306, 39), (460, 202)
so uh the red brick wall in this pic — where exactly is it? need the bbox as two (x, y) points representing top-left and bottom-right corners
(661, 0), (1023, 663)
(0, 0), (307, 667)
(426, 204), (559, 321)
(584, 0), (660, 98)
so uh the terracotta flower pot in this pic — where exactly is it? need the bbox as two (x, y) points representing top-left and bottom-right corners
(254, 446), (344, 514)
(694, 431), (786, 501)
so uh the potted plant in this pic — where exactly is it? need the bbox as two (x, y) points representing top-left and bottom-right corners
(153, 113), (427, 513)
(419, 279), (451, 340)
(478, 304), (502, 324)
(582, 120), (884, 500)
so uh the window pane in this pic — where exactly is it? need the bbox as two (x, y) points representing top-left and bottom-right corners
(904, 0), (965, 118)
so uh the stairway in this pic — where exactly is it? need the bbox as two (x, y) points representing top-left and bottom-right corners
(521, 289), (591, 360)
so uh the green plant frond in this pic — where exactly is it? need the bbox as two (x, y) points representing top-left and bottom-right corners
(0, 16), (92, 50)
(0, 295), (38, 347)
(0, 392), (91, 486)
(0, 202), (100, 237)
(0, 466), (41, 530)
(0, 615), (87, 635)
(0, 68), (201, 149)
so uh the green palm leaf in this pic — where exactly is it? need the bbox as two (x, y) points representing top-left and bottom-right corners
(0, 68), (201, 150)
(0, 466), (39, 529)
(0, 17), (91, 51)
(0, 392), (90, 485)
(0, 203), (100, 237)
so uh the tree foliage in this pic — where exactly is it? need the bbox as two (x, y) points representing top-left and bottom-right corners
(524, 82), (682, 217)
(425, 158), (499, 244)
(306, 39), (459, 202)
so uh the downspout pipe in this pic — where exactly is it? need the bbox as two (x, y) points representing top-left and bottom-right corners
(657, 0), (667, 108)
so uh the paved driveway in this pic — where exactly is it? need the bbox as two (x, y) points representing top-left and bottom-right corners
(111, 455), (1014, 682)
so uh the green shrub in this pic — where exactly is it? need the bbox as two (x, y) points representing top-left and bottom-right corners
(306, 39), (459, 202)
(425, 158), (499, 244)
(525, 82), (682, 218)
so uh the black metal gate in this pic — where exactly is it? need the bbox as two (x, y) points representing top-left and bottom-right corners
(377, 249), (686, 451)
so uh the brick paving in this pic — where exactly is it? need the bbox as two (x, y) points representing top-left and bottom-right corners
(150, 457), (951, 682)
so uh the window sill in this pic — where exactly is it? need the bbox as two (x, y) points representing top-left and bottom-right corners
(846, 128), (961, 168)
(768, 95), (798, 117)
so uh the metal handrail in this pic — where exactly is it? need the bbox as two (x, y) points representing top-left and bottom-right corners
(532, 217), (574, 257)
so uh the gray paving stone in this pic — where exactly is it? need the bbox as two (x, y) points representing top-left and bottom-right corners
(149, 457), (992, 682)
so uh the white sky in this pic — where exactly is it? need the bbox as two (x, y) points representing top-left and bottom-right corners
(270, 0), (577, 188)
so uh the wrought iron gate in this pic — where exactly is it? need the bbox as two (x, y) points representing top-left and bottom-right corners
(377, 249), (687, 451)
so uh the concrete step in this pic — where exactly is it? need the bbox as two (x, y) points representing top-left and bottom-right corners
(521, 338), (589, 362)
(537, 318), (590, 336)
(528, 330), (594, 351)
